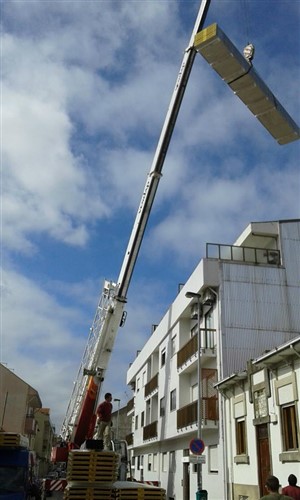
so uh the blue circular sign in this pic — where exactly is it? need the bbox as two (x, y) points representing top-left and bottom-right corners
(189, 438), (205, 455)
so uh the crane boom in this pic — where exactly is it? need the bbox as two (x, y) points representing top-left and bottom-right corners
(61, 0), (211, 446)
(117, 0), (211, 300)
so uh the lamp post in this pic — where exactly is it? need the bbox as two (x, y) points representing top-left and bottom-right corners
(186, 291), (207, 500)
(114, 398), (121, 439)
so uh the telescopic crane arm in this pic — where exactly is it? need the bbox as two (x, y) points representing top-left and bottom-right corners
(117, 0), (211, 301)
(60, 0), (211, 447)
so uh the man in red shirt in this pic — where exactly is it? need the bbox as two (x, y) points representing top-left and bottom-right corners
(96, 392), (113, 450)
(282, 475), (300, 500)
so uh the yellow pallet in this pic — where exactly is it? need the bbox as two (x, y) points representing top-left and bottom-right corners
(67, 450), (119, 483)
(0, 432), (28, 448)
(68, 450), (118, 462)
(114, 489), (166, 500)
(67, 472), (118, 483)
(64, 488), (113, 500)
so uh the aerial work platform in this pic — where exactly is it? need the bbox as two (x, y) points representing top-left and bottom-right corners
(194, 23), (300, 145)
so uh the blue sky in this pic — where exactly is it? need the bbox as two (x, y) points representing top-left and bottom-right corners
(2, 0), (299, 431)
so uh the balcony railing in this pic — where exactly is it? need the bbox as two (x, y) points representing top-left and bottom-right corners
(206, 243), (280, 266)
(127, 397), (134, 413)
(177, 398), (219, 429)
(143, 421), (158, 441)
(144, 373), (158, 398)
(177, 330), (216, 369)
(126, 432), (133, 446)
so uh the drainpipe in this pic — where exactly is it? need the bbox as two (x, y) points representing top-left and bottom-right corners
(207, 287), (228, 500)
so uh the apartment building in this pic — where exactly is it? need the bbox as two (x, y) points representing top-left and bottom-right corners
(216, 336), (300, 500)
(126, 219), (300, 500)
(0, 363), (55, 477)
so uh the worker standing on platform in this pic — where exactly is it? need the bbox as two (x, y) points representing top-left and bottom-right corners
(96, 392), (113, 450)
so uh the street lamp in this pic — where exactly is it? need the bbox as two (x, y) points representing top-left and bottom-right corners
(185, 291), (207, 500)
(114, 399), (121, 440)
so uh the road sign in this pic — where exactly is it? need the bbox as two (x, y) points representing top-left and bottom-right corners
(189, 455), (206, 464)
(189, 438), (205, 455)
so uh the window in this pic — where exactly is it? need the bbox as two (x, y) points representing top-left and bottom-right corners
(209, 445), (218, 473)
(170, 389), (176, 412)
(235, 418), (246, 455)
(161, 349), (166, 367)
(162, 452), (168, 472)
(171, 336), (176, 357)
(282, 404), (299, 450)
(135, 415), (138, 430)
(141, 411), (145, 427)
(142, 371), (146, 386)
(160, 397), (165, 417)
(146, 399), (151, 424)
(169, 451), (176, 472)
(191, 383), (198, 402)
(153, 453), (158, 472)
(206, 312), (213, 329)
(148, 454), (152, 471)
(137, 378), (140, 392)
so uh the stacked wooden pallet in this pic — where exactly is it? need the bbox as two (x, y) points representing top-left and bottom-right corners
(64, 485), (113, 500)
(113, 481), (166, 500)
(0, 432), (28, 448)
(63, 450), (166, 500)
(63, 450), (119, 500)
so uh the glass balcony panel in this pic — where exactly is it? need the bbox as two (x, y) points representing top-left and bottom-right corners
(206, 243), (219, 258)
(243, 247), (256, 263)
(219, 245), (232, 260)
(206, 243), (280, 266)
(232, 246), (244, 261)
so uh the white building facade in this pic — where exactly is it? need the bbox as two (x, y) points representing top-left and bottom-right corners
(126, 219), (300, 500)
(216, 336), (300, 500)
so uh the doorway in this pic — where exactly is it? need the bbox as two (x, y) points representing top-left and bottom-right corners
(256, 423), (271, 496)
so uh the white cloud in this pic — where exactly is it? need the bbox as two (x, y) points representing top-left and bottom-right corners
(1, 267), (91, 426)
(145, 161), (300, 264)
(2, 76), (108, 252)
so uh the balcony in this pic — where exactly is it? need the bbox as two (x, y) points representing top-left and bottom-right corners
(177, 368), (218, 429)
(177, 330), (216, 370)
(144, 373), (158, 398)
(206, 243), (280, 266)
(127, 397), (134, 414)
(177, 398), (219, 430)
(126, 432), (134, 446)
(143, 421), (158, 441)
